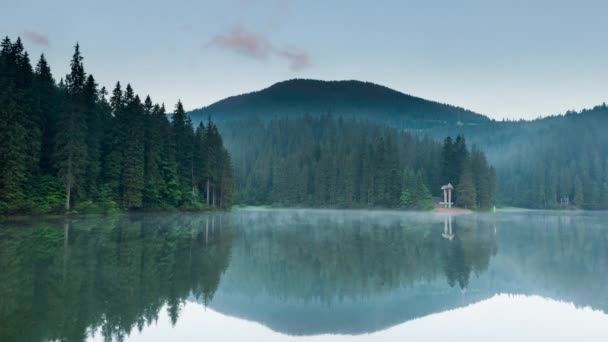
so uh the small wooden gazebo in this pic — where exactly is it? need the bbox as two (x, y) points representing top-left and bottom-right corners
(440, 183), (454, 209)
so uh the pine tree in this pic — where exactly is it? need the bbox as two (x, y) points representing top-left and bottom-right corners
(172, 100), (194, 205)
(34, 54), (57, 174)
(193, 122), (206, 197)
(55, 43), (88, 211)
(142, 97), (164, 207)
(219, 148), (234, 208)
(574, 176), (584, 208)
(102, 82), (124, 201)
(456, 161), (477, 209)
(120, 85), (145, 209)
(158, 103), (180, 207)
(83, 74), (101, 199)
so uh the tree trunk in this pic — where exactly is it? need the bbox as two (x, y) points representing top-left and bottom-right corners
(220, 186), (223, 208)
(191, 165), (195, 195)
(65, 154), (72, 211)
(65, 181), (71, 211)
(206, 178), (210, 205)
(212, 185), (216, 208)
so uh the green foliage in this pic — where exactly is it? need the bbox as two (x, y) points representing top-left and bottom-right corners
(222, 115), (495, 209)
(442, 136), (494, 210)
(456, 162), (477, 209)
(0, 37), (234, 215)
(222, 116), (483, 208)
(25, 176), (64, 214)
(401, 169), (434, 210)
(430, 105), (608, 210)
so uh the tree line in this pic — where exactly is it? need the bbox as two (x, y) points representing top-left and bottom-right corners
(491, 106), (608, 209)
(0, 37), (233, 214)
(427, 105), (608, 210)
(222, 115), (496, 209)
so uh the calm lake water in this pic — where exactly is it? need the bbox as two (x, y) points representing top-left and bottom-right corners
(2, 209), (608, 341)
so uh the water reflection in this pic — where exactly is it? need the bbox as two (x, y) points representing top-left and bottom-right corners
(0, 214), (233, 342)
(1, 210), (608, 341)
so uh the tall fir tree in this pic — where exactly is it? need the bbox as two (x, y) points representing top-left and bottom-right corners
(120, 85), (145, 208)
(54, 43), (88, 211)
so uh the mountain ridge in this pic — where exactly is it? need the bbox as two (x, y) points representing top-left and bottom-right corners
(188, 79), (491, 128)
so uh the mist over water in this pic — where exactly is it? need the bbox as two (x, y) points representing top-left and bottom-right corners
(2, 209), (608, 341)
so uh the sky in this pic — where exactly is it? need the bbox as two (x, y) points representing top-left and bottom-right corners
(90, 295), (608, 341)
(2, 0), (607, 120)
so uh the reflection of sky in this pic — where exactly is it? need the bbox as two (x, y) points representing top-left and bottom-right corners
(2, 1), (607, 119)
(89, 295), (608, 341)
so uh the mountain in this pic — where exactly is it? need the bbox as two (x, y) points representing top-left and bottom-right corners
(188, 79), (608, 210)
(188, 79), (490, 129)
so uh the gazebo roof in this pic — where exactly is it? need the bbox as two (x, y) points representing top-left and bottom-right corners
(441, 183), (454, 190)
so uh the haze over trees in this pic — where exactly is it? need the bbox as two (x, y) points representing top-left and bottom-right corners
(222, 116), (496, 209)
(189, 79), (607, 210)
(0, 37), (233, 215)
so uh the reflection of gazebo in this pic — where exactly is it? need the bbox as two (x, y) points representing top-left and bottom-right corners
(440, 183), (454, 209)
(442, 215), (454, 240)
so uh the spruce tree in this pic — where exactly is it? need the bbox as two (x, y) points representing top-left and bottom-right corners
(456, 161), (477, 209)
(34, 54), (57, 174)
(172, 100), (194, 205)
(83, 74), (101, 199)
(120, 85), (145, 208)
(54, 43), (88, 211)
(102, 82), (124, 201)
(143, 97), (164, 207)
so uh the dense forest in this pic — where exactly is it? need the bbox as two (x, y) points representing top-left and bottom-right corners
(470, 107), (608, 209)
(222, 116), (495, 209)
(190, 79), (608, 210)
(8, 34), (601, 212)
(427, 105), (608, 209)
(0, 37), (233, 215)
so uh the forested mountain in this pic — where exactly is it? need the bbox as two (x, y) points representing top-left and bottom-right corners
(437, 105), (608, 209)
(222, 116), (495, 209)
(0, 37), (233, 215)
(190, 80), (608, 210)
(2, 35), (603, 212)
(189, 79), (490, 129)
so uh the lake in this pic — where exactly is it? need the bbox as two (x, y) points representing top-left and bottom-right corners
(1, 209), (608, 341)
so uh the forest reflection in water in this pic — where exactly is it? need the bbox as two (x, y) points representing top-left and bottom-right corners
(1, 209), (608, 341)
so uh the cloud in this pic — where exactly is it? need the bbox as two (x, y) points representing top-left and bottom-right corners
(23, 30), (49, 46)
(277, 47), (311, 70)
(209, 25), (273, 60)
(209, 24), (312, 71)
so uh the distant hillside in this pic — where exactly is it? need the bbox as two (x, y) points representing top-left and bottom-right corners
(188, 79), (490, 129)
(187, 78), (608, 210)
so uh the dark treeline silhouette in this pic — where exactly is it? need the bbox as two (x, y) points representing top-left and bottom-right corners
(0, 37), (233, 214)
(222, 116), (495, 209)
(188, 79), (489, 129)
